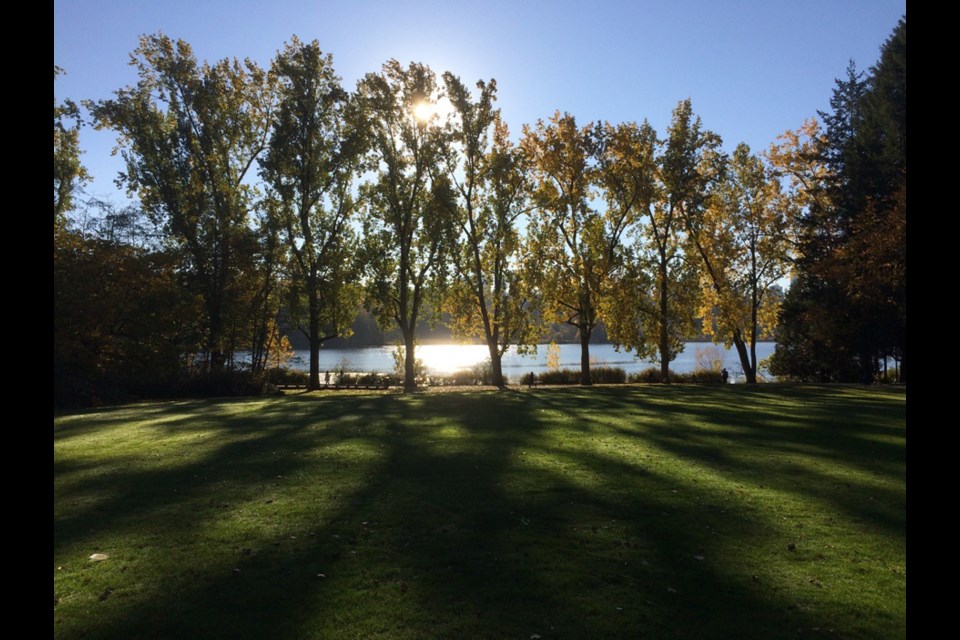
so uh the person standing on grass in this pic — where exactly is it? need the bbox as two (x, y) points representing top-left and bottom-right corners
(722, 368), (729, 384)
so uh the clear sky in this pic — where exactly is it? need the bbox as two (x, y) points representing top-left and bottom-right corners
(54, 0), (906, 203)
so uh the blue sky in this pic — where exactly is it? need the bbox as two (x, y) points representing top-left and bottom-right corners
(55, 0), (906, 203)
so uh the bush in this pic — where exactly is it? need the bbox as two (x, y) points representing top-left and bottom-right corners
(471, 359), (499, 385)
(628, 367), (668, 383)
(674, 369), (724, 384)
(628, 367), (723, 384)
(264, 368), (310, 385)
(173, 370), (281, 398)
(537, 368), (580, 385)
(535, 366), (626, 385)
(590, 366), (627, 384)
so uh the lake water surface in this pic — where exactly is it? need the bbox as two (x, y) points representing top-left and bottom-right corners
(286, 342), (777, 383)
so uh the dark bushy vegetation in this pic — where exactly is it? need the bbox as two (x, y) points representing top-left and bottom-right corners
(264, 368), (310, 386)
(628, 367), (724, 383)
(536, 366), (627, 385)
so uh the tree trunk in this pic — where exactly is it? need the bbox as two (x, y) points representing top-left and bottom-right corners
(659, 264), (670, 383)
(732, 332), (755, 384)
(580, 329), (592, 385)
(403, 329), (417, 392)
(308, 288), (321, 390)
(488, 342), (505, 389)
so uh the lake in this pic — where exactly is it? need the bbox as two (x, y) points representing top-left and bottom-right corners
(284, 341), (777, 383)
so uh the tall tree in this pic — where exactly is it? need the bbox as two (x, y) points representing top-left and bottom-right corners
(442, 73), (540, 388)
(618, 100), (718, 382)
(54, 66), (89, 229)
(770, 18), (905, 382)
(89, 34), (275, 372)
(593, 120), (659, 366)
(259, 37), (365, 389)
(522, 113), (594, 384)
(522, 114), (654, 385)
(686, 143), (793, 383)
(357, 60), (456, 391)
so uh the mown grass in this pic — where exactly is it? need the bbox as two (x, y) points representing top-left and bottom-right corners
(54, 384), (906, 639)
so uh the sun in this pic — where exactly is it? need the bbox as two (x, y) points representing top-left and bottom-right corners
(413, 101), (435, 122)
(412, 97), (455, 124)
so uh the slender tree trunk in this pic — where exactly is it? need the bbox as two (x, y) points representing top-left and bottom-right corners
(308, 294), (321, 391)
(580, 329), (592, 385)
(745, 278), (758, 384)
(403, 327), (417, 392)
(659, 262), (670, 383)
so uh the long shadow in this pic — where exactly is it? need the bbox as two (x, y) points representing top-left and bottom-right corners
(55, 388), (904, 639)
(550, 385), (906, 536)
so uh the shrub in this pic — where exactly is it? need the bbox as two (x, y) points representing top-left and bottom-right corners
(674, 369), (724, 384)
(534, 367), (626, 385)
(628, 367), (668, 383)
(173, 370), (281, 397)
(264, 367), (310, 385)
(590, 366), (627, 384)
(537, 368), (580, 385)
(628, 367), (724, 384)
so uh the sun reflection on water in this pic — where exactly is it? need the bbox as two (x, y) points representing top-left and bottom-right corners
(416, 344), (490, 374)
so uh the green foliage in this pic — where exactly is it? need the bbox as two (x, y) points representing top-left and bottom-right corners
(57, 23), (908, 402)
(88, 34), (275, 371)
(587, 365), (627, 384)
(54, 66), (90, 228)
(54, 229), (201, 406)
(260, 36), (365, 388)
(772, 18), (906, 382)
(646, 100), (719, 379)
(443, 74), (541, 388)
(688, 142), (794, 383)
(522, 114), (653, 384)
(358, 60), (457, 390)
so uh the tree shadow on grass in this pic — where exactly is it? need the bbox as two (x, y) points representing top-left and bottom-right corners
(54, 388), (904, 639)
(552, 385), (906, 536)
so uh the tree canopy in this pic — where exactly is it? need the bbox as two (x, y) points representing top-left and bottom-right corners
(55, 19), (906, 404)
(769, 18), (905, 383)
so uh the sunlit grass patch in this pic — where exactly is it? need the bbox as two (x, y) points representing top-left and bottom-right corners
(54, 384), (905, 639)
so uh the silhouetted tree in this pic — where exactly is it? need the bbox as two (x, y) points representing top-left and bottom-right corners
(260, 37), (366, 389)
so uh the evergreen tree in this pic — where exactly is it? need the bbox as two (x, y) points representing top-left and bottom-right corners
(771, 18), (905, 382)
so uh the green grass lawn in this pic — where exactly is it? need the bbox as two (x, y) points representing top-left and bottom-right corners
(54, 384), (906, 639)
